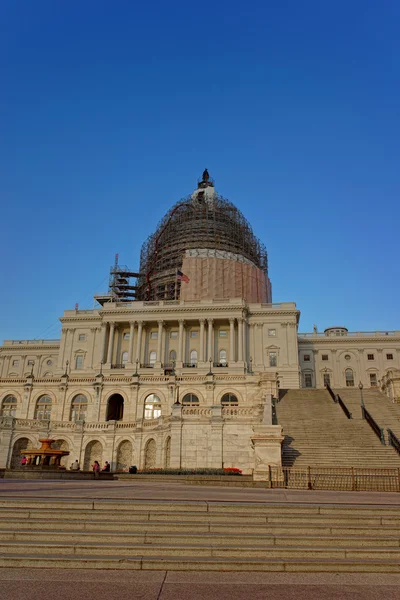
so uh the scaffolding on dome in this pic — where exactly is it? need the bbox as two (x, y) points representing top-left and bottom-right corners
(136, 193), (269, 301)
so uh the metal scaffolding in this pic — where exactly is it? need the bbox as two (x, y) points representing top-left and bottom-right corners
(136, 190), (269, 301)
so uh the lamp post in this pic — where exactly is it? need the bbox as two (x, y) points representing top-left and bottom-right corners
(323, 367), (328, 388)
(134, 358), (139, 376)
(359, 381), (365, 408)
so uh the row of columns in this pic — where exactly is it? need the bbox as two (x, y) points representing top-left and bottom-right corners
(100, 318), (248, 367)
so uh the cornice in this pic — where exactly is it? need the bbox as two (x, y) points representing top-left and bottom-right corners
(0, 344), (60, 351)
(298, 336), (400, 345)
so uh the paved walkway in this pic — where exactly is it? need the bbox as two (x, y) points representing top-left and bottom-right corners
(1, 478), (400, 504)
(1, 569), (400, 600)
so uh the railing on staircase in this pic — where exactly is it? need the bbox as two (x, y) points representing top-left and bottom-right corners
(268, 466), (400, 492)
(388, 429), (400, 455)
(326, 384), (352, 419)
(362, 406), (385, 445)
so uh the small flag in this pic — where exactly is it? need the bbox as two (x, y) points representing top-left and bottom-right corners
(177, 269), (190, 283)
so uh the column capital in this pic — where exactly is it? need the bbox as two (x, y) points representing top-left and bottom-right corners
(280, 322), (289, 328)
(250, 322), (256, 328)
(229, 317), (235, 325)
(199, 318), (206, 324)
(129, 320), (136, 327)
(237, 317), (243, 323)
(101, 322), (108, 329)
(207, 318), (214, 323)
(157, 319), (164, 326)
(178, 319), (185, 326)
(256, 323), (263, 329)
(90, 327), (97, 333)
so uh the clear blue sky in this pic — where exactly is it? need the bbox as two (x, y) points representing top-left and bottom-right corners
(1, 1), (399, 341)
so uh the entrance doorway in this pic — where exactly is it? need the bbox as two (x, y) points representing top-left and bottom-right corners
(106, 394), (124, 421)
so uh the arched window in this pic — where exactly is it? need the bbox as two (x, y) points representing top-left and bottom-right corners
(122, 351), (128, 365)
(1, 395), (17, 417)
(190, 350), (197, 366)
(221, 393), (238, 406)
(169, 350), (177, 364)
(219, 349), (227, 365)
(345, 369), (354, 387)
(70, 394), (88, 421)
(144, 394), (161, 420)
(34, 395), (52, 420)
(182, 393), (199, 404)
(149, 351), (157, 366)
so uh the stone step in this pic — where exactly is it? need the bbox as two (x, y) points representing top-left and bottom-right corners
(0, 528), (399, 548)
(2, 540), (400, 560)
(1, 552), (400, 572)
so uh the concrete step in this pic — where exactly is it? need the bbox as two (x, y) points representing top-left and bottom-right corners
(0, 529), (399, 548)
(1, 552), (400, 572)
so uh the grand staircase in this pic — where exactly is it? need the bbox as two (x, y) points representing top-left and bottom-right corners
(276, 389), (400, 468)
(334, 388), (400, 441)
(0, 497), (400, 572)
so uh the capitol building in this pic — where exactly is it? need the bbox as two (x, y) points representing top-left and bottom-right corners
(1, 171), (399, 475)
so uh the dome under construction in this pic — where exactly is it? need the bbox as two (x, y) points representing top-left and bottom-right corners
(136, 170), (272, 303)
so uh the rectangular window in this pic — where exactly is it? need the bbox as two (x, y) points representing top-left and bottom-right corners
(78, 334), (86, 341)
(269, 352), (277, 367)
(219, 330), (227, 338)
(150, 332), (158, 339)
(123, 333), (130, 340)
(323, 373), (331, 386)
(75, 356), (83, 369)
(27, 360), (34, 366)
(170, 331), (178, 339)
(268, 329), (276, 337)
(369, 373), (378, 387)
(12, 360), (19, 367)
(303, 354), (310, 362)
(367, 354), (374, 360)
(190, 331), (199, 338)
(387, 353), (393, 360)
(322, 354), (329, 361)
(304, 373), (312, 387)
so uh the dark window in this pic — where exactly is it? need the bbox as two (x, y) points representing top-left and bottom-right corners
(304, 374), (312, 387)
(303, 354), (310, 362)
(387, 354), (393, 360)
(221, 393), (238, 405)
(369, 373), (378, 387)
(182, 394), (199, 404)
(322, 354), (328, 361)
(367, 354), (374, 360)
(323, 373), (331, 386)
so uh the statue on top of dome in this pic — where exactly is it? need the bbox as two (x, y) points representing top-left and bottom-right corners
(202, 168), (209, 182)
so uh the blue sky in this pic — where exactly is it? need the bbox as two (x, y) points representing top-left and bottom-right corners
(1, 1), (399, 341)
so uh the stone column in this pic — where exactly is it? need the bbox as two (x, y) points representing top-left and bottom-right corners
(100, 323), (108, 364)
(281, 322), (289, 366)
(106, 322), (115, 365)
(256, 323), (264, 366)
(199, 319), (205, 363)
(377, 349), (384, 380)
(88, 327), (97, 368)
(250, 323), (256, 366)
(136, 321), (143, 363)
(229, 318), (235, 363)
(331, 349), (338, 386)
(57, 329), (68, 369)
(237, 318), (243, 362)
(128, 321), (135, 364)
(207, 319), (214, 361)
(177, 320), (185, 364)
(243, 319), (248, 365)
(157, 321), (163, 360)
(313, 350), (319, 388)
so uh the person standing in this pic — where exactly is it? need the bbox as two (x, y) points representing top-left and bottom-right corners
(92, 460), (100, 479)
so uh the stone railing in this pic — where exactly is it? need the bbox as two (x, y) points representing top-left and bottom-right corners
(182, 407), (213, 417)
(222, 407), (256, 418)
(299, 331), (398, 338)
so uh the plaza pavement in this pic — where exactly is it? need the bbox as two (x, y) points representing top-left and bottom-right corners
(0, 479), (400, 599)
